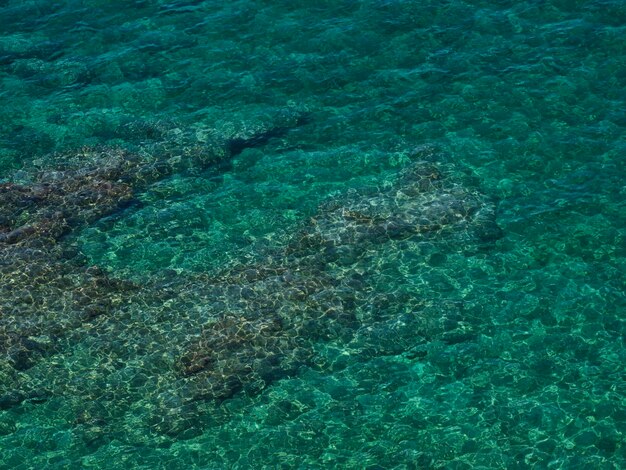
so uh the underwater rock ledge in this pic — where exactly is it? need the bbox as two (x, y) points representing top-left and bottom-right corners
(0, 136), (500, 441)
(0, 110), (306, 386)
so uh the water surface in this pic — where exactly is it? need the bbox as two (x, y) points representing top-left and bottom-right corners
(0, 0), (625, 468)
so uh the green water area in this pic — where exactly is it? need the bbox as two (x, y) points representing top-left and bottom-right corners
(0, 0), (625, 468)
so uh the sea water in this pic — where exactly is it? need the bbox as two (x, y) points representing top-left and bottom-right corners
(0, 0), (625, 468)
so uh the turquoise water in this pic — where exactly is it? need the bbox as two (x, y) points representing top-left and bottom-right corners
(1, 0), (625, 468)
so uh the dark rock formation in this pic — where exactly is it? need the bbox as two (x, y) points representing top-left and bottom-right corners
(0, 129), (500, 442)
(290, 161), (501, 263)
(166, 160), (501, 411)
(0, 110), (306, 403)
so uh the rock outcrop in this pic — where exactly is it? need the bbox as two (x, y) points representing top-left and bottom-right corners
(0, 132), (500, 442)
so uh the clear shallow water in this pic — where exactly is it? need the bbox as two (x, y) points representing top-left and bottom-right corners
(0, 0), (625, 468)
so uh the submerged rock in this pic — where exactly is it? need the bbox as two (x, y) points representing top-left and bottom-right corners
(291, 161), (501, 262)
(0, 111), (307, 380)
(0, 131), (500, 443)
(165, 159), (500, 415)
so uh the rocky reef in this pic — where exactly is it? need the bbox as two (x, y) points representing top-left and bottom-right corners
(0, 129), (500, 443)
(0, 110), (305, 400)
(291, 159), (501, 263)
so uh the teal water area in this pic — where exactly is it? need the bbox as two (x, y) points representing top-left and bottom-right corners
(1, 0), (625, 468)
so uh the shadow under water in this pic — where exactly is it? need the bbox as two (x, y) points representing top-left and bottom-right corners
(0, 117), (500, 445)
